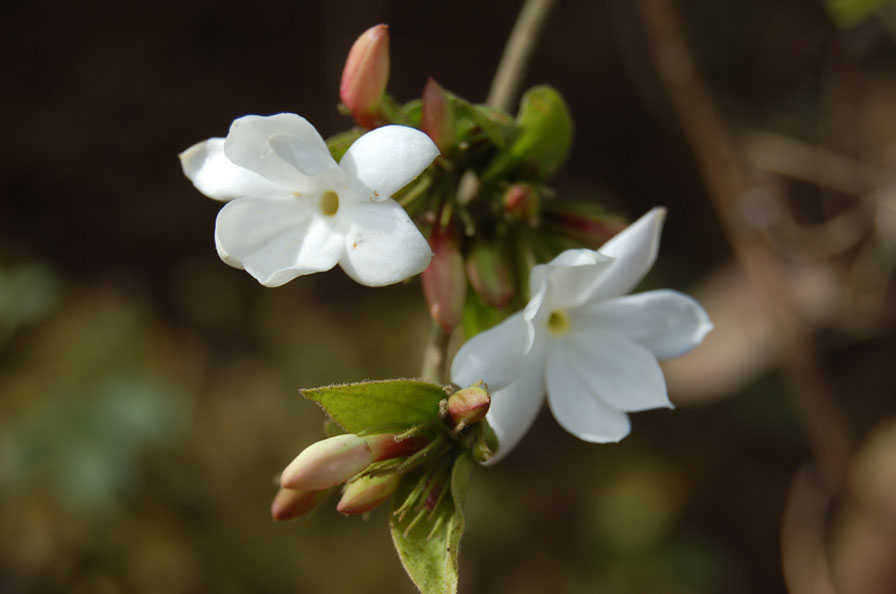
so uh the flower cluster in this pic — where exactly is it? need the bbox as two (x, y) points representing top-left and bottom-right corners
(178, 22), (713, 594)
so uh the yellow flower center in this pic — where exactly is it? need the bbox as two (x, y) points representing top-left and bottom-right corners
(547, 310), (570, 335)
(320, 191), (340, 216)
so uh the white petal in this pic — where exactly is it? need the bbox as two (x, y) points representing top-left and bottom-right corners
(450, 311), (538, 390)
(337, 199), (432, 286)
(481, 352), (546, 465)
(588, 207), (666, 300)
(574, 289), (713, 359)
(179, 138), (290, 202)
(223, 114), (341, 192)
(563, 326), (671, 412)
(528, 249), (615, 310)
(215, 197), (343, 287)
(340, 125), (439, 201)
(545, 341), (632, 442)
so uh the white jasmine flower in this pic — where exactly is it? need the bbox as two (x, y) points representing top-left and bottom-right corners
(179, 113), (439, 287)
(451, 208), (712, 463)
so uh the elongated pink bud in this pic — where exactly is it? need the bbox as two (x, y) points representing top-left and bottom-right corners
(280, 434), (373, 491)
(421, 77), (455, 152)
(271, 487), (328, 521)
(337, 473), (403, 515)
(340, 24), (390, 129)
(466, 242), (513, 308)
(363, 433), (427, 460)
(422, 227), (467, 333)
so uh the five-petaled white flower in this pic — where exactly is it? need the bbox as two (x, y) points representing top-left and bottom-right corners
(451, 208), (712, 464)
(179, 113), (439, 287)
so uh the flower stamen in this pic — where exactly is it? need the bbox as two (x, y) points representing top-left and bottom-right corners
(320, 190), (340, 216)
(547, 309), (570, 335)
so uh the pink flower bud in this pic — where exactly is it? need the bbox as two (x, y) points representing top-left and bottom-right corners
(543, 203), (626, 249)
(502, 183), (539, 223)
(280, 434), (373, 491)
(270, 487), (328, 521)
(447, 382), (491, 426)
(422, 227), (467, 333)
(466, 242), (513, 308)
(421, 78), (455, 152)
(362, 433), (427, 461)
(337, 473), (403, 515)
(340, 24), (390, 129)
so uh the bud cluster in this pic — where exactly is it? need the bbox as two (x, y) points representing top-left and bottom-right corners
(335, 25), (626, 337)
(272, 382), (494, 522)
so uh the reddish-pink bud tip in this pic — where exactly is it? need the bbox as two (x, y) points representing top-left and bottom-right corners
(271, 488), (326, 521)
(340, 24), (390, 129)
(448, 383), (491, 426)
(421, 77), (455, 152)
(502, 183), (539, 223)
(422, 227), (467, 334)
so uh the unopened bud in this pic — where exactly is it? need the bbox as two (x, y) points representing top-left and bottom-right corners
(543, 203), (626, 249)
(280, 434), (373, 491)
(363, 433), (428, 460)
(337, 473), (403, 515)
(271, 487), (328, 521)
(340, 24), (390, 129)
(502, 183), (539, 223)
(421, 77), (455, 152)
(466, 242), (513, 308)
(422, 227), (467, 333)
(448, 382), (491, 427)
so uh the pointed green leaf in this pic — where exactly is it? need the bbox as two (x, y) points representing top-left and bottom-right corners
(510, 85), (573, 180)
(391, 452), (474, 594)
(302, 379), (445, 434)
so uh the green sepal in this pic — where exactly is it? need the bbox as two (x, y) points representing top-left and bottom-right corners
(825, 0), (893, 26)
(326, 129), (364, 162)
(509, 85), (573, 180)
(301, 379), (445, 434)
(390, 451), (474, 594)
(471, 420), (499, 463)
(452, 97), (518, 149)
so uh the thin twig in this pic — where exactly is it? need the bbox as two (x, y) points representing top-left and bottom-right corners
(486, 0), (558, 112)
(420, 320), (451, 384)
(637, 0), (851, 491)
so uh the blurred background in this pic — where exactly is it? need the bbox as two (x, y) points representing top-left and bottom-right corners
(2, 0), (896, 592)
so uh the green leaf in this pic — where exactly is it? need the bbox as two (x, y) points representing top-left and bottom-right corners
(301, 379), (445, 434)
(469, 104), (514, 149)
(390, 452), (474, 594)
(510, 85), (573, 180)
(825, 0), (894, 26)
(461, 292), (509, 340)
(326, 129), (364, 162)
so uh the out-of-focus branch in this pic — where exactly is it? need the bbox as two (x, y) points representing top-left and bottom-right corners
(637, 0), (851, 492)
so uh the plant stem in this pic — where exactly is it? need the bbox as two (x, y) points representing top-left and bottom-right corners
(420, 320), (451, 384)
(422, 0), (558, 376)
(486, 0), (558, 112)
